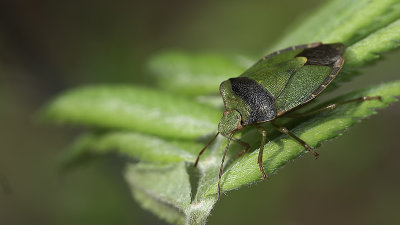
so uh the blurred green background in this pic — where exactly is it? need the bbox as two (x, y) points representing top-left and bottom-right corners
(1, 0), (399, 225)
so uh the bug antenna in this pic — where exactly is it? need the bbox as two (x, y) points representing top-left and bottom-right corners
(194, 132), (220, 167)
(217, 133), (234, 200)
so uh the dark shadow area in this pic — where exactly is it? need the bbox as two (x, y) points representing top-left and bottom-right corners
(185, 162), (201, 202)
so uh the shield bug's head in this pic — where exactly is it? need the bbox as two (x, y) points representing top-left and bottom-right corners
(218, 110), (242, 136)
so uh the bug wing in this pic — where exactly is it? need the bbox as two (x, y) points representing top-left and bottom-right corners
(275, 43), (345, 115)
(240, 46), (308, 98)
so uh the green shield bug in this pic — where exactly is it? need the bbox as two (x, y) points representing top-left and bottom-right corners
(194, 43), (382, 199)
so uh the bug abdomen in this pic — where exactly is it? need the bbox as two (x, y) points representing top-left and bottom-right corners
(230, 77), (277, 124)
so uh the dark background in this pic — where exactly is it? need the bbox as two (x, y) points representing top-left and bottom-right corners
(1, 0), (399, 225)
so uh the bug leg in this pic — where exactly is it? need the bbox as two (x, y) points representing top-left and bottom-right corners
(287, 96), (382, 118)
(271, 122), (319, 159)
(256, 126), (268, 179)
(217, 133), (234, 200)
(194, 132), (219, 167)
(232, 137), (251, 157)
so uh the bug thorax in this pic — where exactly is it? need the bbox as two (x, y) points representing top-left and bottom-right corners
(218, 110), (242, 136)
(219, 77), (277, 125)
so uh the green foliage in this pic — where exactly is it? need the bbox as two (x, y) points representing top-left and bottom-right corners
(268, 0), (400, 49)
(40, 0), (400, 224)
(125, 163), (191, 225)
(62, 132), (202, 168)
(345, 19), (400, 67)
(40, 85), (220, 139)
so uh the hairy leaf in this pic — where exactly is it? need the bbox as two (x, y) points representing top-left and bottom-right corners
(268, 0), (400, 50)
(130, 187), (186, 225)
(62, 132), (204, 168)
(124, 162), (191, 225)
(40, 85), (220, 139)
(345, 19), (400, 68)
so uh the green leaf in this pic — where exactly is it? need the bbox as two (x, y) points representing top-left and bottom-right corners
(268, 0), (400, 50)
(124, 162), (191, 225)
(61, 132), (204, 168)
(147, 51), (250, 96)
(204, 80), (400, 195)
(345, 19), (400, 68)
(40, 85), (220, 139)
(130, 187), (186, 225)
